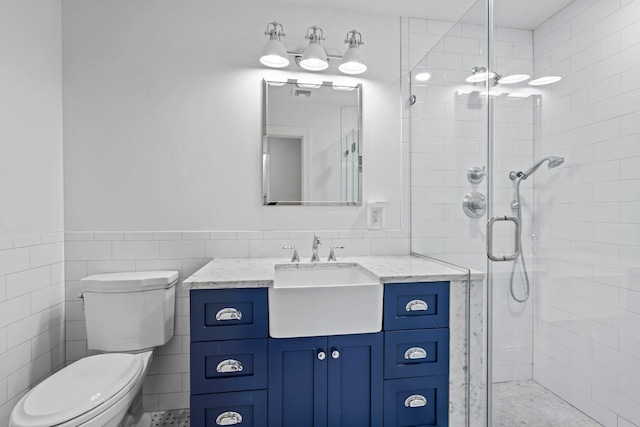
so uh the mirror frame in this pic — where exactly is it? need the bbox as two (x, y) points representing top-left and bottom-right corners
(262, 79), (362, 206)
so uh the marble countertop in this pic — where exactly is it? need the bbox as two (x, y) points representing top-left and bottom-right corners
(183, 255), (483, 289)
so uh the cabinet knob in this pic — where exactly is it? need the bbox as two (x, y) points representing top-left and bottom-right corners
(317, 351), (326, 360)
(216, 411), (243, 425)
(216, 307), (243, 321)
(405, 299), (428, 312)
(216, 359), (244, 373)
(331, 349), (340, 359)
(404, 394), (427, 408)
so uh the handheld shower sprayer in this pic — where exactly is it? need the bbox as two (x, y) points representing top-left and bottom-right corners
(509, 156), (565, 181)
(507, 155), (565, 303)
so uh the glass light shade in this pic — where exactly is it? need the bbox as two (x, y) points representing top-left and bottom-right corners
(300, 42), (328, 71)
(528, 76), (562, 86)
(339, 46), (367, 75)
(498, 74), (530, 84)
(260, 39), (290, 68)
(465, 71), (496, 83)
(414, 72), (431, 82)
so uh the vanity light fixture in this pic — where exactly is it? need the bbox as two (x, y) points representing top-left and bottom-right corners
(260, 22), (290, 68)
(332, 83), (357, 91)
(339, 30), (366, 75)
(260, 22), (367, 75)
(465, 66), (496, 83)
(497, 74), (530, 84)
(528, 76), (562, 86)
(300, 26), (329, 71)
(414, 72), (431, 82)
(296, 77), (323, 89)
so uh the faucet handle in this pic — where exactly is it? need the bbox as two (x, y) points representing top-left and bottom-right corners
(282, 245), (300, 262)
(327, 245), (345, 262)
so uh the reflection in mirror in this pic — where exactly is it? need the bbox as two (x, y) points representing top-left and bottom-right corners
(263, 79), (362, 206)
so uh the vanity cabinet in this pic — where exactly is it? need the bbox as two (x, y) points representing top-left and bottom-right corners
(189, 281), (449, 427)
(268, 333), (383, 427)
(190, 288), (269, 427)
(383, 282), (450, 427)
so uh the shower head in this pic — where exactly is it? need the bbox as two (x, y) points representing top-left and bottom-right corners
(509, 156), (565, 180)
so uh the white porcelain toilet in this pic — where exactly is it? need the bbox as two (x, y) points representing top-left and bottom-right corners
(10, 271), (179, 427)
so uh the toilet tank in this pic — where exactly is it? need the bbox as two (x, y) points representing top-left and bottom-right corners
(80, 271), (179, 352)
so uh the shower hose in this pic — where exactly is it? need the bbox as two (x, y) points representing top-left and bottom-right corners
(510, 176), (530, 303)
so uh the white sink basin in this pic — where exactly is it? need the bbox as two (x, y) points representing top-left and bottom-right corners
(268, 263), (383, 338)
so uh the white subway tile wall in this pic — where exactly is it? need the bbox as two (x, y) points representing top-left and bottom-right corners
(403, 15), (536, 383)
(64, 229), (409, 411)
(532, 1), (640, 425)
(0, 233), (65, 425)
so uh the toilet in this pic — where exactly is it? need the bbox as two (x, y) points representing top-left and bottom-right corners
(9, 271), (179, 427)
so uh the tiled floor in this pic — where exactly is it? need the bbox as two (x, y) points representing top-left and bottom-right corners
(493, 380), (602, 426)
(148, 409), (190, 427)
(146, 381), (601, 427)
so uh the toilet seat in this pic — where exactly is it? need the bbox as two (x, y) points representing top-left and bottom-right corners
(10, 353), (144, 427)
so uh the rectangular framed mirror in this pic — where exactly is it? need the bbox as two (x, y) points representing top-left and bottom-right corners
(263, 79), (362, 206)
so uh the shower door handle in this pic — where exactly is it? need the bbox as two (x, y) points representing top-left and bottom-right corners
(486, 215), (521, 261)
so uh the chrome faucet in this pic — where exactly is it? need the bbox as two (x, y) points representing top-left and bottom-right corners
(311, 234), (321, 262)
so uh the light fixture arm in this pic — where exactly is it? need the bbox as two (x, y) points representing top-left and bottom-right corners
(344, 30), (363, 47)
(305, 26), (325, 43)
(265, 21), (285, 40)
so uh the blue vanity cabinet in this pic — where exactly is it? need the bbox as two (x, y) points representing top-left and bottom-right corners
(190, 288), (269, 427)
(189, 281), (450, 427)
(268, 333), (383, 427)
(383, 282), (450, 427)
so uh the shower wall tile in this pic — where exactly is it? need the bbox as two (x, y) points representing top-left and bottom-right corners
(533, 0), (640, 425)
(404, 13), (535, 384)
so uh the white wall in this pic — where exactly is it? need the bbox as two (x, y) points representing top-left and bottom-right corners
(532, 1), (640, 425)
(0, 0), (65, 424)
(62, 0), (403, 232)
(61, 0), (409, 412)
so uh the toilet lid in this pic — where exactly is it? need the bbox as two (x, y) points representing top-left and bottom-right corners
(11, 353), (143, 427)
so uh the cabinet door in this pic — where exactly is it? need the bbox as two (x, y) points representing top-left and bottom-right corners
(268, 337), (328, 427)
(327, 333), (383, 427)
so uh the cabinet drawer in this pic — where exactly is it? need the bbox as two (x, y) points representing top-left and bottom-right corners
(383, 377), (448, 427)
(191, 288), (268, 342)
(191, 390), (267, 427)
(191, 339), (268, 394)
(384, 282), (449, 331)
(384, 330), (449, 379)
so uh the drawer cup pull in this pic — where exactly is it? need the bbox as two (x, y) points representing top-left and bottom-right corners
(404, 394), (427, 408)
(216, 411), (243, 425)
(404, 347), (427, 360)
(216, 359), (244, 373)
(405, 299), (428, 312)
(216, 307), (243, 321)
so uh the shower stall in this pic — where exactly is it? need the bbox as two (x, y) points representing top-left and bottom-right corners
(407, 0), (640, 425)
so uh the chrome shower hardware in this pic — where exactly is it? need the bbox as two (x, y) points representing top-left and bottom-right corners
(506, 155), (565, 303)
(509, 156), (565, 181)
(467, 166), (486, 184)
(463, 192), (486, 218)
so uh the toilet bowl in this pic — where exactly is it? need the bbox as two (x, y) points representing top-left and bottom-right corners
(10, 351), (152, 427)
(9, 271), (178, 427)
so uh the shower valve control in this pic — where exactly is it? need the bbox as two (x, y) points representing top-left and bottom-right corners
(463, 192), (486, 218)
(467, 166), (486, 184)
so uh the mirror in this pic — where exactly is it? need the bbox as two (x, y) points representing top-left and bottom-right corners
(263, 79), (362, 206)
